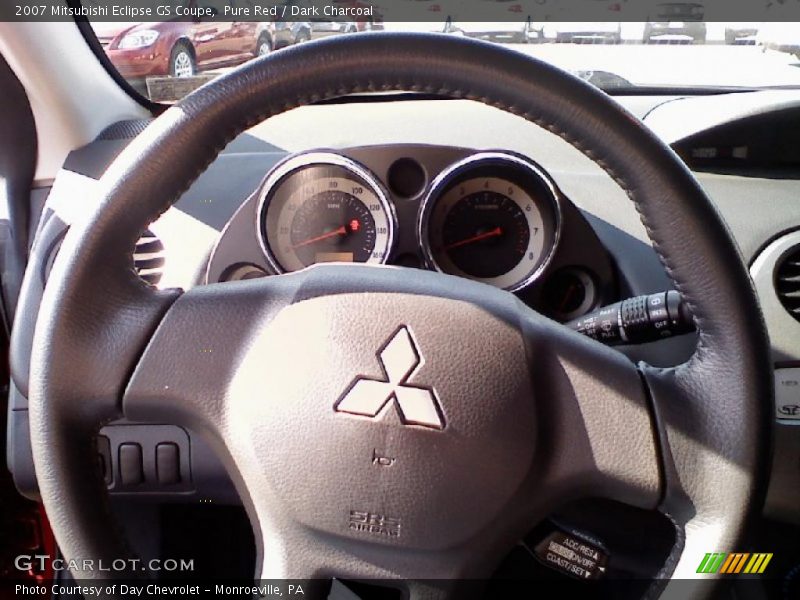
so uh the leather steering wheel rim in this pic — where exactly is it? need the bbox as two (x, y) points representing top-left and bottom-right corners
(29, 33), (771, 598)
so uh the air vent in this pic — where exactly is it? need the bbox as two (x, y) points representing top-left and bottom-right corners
(134, 229), (165, 286)
(776, 246), (800, 321)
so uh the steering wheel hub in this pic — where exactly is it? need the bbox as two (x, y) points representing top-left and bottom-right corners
(227, 292), (536, 550)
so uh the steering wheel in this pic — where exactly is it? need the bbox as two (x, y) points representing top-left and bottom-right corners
(29, 33), (771, 598)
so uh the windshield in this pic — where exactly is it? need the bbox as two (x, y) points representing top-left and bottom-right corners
(79, 0), (800, 103)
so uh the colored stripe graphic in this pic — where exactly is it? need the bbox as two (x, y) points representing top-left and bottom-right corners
(697, 553), (713, 573)
(732, 553), (750, 574)
(697, 553), (726, 573)
(720, 553), (748, 574)
(698, 552), (773, 574)
(744, 553), (773, 574)
(719, 554), (735, 574)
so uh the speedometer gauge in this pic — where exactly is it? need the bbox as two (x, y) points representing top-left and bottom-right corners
(259, 153), (395, 273)
(419, 152), (561, 292)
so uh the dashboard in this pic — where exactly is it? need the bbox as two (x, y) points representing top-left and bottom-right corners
(7, 91), (800, 527)
(208, 145), (615, 322)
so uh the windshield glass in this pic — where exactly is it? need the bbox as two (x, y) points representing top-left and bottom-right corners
(80, 0), (800, 103)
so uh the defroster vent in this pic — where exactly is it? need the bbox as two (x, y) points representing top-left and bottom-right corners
(776, 246), (800, 321)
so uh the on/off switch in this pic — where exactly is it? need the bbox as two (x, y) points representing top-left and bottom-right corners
(119, 443), (144, 486)
(156, 443), (181, 485)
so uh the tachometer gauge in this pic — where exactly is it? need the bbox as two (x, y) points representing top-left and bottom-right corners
(259, 153), (395, 273)
(419, 152), (561, 292)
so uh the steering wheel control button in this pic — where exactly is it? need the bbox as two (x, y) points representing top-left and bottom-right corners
(534, 529), (608, 580)
(775, 368), (800, 420)
(96, 425), (194, 494)
(334, 326), (444, 430)
(156, 443), (181, 485)
(118, 443), (144, 486)
(568, 290), (694, 346)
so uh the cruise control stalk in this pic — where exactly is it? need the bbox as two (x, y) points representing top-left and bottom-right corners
(567, 290), (694, 345)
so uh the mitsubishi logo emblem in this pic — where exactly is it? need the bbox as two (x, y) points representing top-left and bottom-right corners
(334, 326), (445, 430)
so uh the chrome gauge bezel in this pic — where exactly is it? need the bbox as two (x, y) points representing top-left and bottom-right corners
(418, 151), (563, 293)
(256, 151), (397, 274)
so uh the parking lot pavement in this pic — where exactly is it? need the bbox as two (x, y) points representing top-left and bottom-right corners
(174, 43), (800, 102)
(510, 43), (800, 88)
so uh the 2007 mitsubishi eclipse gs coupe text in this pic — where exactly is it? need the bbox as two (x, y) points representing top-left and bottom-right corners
(0, 3), (800, 600)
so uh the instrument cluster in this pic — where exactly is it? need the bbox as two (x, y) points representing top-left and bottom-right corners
(209, 146), (616, 321)
(256, 150), (560, 293)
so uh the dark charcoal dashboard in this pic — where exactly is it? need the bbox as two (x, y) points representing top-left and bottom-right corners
(7, 92), (800, 531)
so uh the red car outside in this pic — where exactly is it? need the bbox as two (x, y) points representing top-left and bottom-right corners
(94, 12), (261, 82)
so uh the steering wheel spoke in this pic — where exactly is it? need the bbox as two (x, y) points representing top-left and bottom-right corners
(521, 317), (663, 512)
(123, 278), (295, 431)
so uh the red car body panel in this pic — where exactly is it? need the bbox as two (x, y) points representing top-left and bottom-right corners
(98, 19), (259, 79)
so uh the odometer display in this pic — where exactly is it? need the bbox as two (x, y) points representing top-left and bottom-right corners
(420, 153), (560, 292)
(259, 154), (394, 273)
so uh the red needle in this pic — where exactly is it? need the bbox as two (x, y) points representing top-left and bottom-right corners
(291, 225), (347, 249)
(443, 227), (503, 251)
(558, 283), (579, 313)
